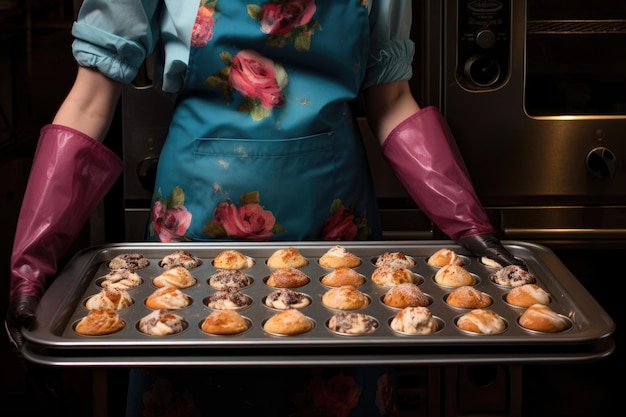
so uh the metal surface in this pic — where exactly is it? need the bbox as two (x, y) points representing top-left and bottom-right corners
(22, 241), (614, 367)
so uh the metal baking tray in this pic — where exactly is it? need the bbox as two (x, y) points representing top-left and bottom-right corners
(22, 241), (615, 367)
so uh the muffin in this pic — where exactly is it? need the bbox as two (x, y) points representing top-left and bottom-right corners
(264, 289), (311, 310)
(318, 245), (361, 268)
(201, 310), (249, 335)
(434, 264), (476, 287)
(321, 267), (366, 288)
(263, 309), (313, 335)
(213, 250), (255, 270)
(85, 287), (133, 310)
(390, 307), (439, 335)
(506, 284), (551, 307)
(371, 265), (419, 287)
(75, 309), (125, 336)
(145, 287), (191, 310)
(374, 251), (416, 268)
(267, 247), (309, 268)
(206, 288), (252, 310)
(108, 253), (149, 271)
(322, 285), (369, 310)
(446, 286), (492, 309)
(153, 266), (197, 289)
(160, 250), (202, 269)
(518, 304), (570, 333)
(383, 283), (429, 308)
(138, 309), (186, 336)
(208, 269), (253, 290)
(101, 268), (142, 290)
(327, 312), (378, 335)
(490, 265), (536, 287)
(456, 309), (506, 334)
(266, 267), (310, 288)
(427, 248), (464, 267)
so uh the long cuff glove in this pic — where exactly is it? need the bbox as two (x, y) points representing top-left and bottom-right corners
(381, 107), (524, 268)
(6, 124), (123, 352)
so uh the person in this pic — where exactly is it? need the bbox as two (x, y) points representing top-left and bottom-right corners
(5, 0), (524, 416)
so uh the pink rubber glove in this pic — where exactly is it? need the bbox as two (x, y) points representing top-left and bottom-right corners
(382, 107), (523, 267)
(5, 124), (123, 351)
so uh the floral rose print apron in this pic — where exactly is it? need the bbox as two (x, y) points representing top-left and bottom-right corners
(149, 0), (381, 242)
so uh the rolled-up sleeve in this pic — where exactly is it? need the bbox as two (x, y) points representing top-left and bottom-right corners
(71, 0), (161, 84)
(364, 0), (415, 88)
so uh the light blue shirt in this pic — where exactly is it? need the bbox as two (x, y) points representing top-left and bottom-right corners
(71, 0), (414, 95)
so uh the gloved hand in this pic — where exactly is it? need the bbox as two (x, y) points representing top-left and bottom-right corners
(381, 107), (522, 267)
(458, 233), (526, 268)
(5, 124), (123, 353)
(5, 296), (39, 352)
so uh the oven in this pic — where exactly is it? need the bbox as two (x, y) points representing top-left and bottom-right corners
(418, 0), (626, 249)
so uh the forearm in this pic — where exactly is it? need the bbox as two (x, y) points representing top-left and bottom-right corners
(363, 80), (420, 145)
(53, 66), (123, 141)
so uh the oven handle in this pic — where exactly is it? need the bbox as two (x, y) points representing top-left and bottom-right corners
(503, 228), (626, 239)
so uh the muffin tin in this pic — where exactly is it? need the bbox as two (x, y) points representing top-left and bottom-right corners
(22, 241), (615, 367)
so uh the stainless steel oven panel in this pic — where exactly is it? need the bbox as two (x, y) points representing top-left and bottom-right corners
(22, 241), (615, 367)
(121, 84), (173, 202)
(438, 0), (626, 206)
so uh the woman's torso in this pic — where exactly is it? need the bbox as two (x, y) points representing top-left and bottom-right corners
(149, 0), (382, 242)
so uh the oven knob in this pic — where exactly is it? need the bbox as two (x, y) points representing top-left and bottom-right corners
(463, 55), (501, 87)
(137, 155), (160, 191)
(586, 147), (617, 180)
(475, 29), (496, 49)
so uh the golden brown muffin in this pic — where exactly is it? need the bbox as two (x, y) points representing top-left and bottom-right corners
(264, 289), (311, 310)
(145, 286), (191, 310)
(263, 309), (313, 335)
(446, 286), (492, 309)
(434, 264), (476, 287)
(160, 250), (202, 269)
(427, 248), (464, 267)
(205, 288), (252, 310)
(108, 253), (149, 271)
(518, 304), (570, 333)
(75, 309), (125, 336)
(371, 265), (419, 287)
(383, 283), (429, 308)
(101, 268), (142, 290)
(85, 287), (133, 310)
(138, 309), (186, 336)
(318, 245), (362, 268)
(201, 310), (249, 335)
(208, 269), (253, 290)
(456, 309), (506, 334)
(327, 311), (378, 335)
(322, 285), (369, 310)
(390, 306), (439, 335)
(266, 267), (310, 288)
(213, 250), (255, 270)
(506, 284), (551, 307)
(374, 251), (416, 268)
(153, 266), (197, 289)
(321, 267), (366, 288)
(267, 247), (309, 268)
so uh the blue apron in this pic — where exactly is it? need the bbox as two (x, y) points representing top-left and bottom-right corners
(149, 0), (381, 242)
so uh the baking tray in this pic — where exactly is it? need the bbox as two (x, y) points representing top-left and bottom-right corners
(22, 241), (615, 367)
